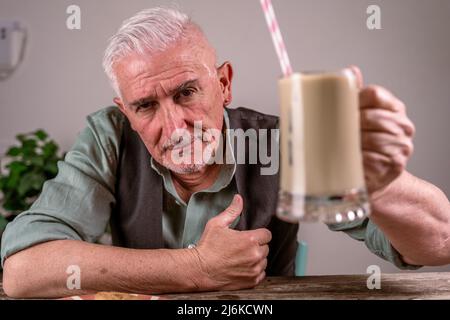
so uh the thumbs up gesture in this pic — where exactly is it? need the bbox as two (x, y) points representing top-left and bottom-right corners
(191, 195), (272, 291)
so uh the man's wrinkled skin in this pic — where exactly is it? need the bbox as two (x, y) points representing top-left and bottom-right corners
(2, 25), (450, 299)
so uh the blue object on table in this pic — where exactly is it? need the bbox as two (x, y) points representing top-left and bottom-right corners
(295, 241), (308, 276)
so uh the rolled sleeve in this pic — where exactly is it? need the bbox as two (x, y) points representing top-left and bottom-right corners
(327, 218), (422, 270)
(1, 212), (83, 267)
(363, 219), (422, 270)
(1, 107), (123, 267)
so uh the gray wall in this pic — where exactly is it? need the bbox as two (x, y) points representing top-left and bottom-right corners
(0, 0), (449, 275)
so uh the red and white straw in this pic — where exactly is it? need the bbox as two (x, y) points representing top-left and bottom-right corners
(260, 0), (293, 77)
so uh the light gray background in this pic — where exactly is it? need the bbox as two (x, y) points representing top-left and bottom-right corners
(0, 0), (449, 275)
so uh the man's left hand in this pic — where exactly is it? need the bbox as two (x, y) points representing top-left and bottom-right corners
(351, 66), (416, 195)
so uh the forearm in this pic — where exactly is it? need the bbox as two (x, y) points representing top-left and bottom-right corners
(2, 239), (202, 298)
(369, 171), (450, 266)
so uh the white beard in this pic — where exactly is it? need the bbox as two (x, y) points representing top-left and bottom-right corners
(161, 160), (206, 174)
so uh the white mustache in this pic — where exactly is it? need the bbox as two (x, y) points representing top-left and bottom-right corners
(162, 130), (214, 152)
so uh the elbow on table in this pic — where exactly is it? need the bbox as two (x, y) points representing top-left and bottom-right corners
(2, 250), (38, 298)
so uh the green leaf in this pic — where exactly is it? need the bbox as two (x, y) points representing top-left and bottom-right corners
(3, 197), (27, 212)
(7, 161), (28, 174)
(44, 161), (59, 176)
(6, 173), (21, 190)
(5, 162), (28, 190)
(22, 138), (37, 149)
(30, 155), (45, 167)
(16, 134), (26, 143)
(17, 172), (45, 196)
(0, 177), (7, 190)
(17, 176), (32, 196)
(31, 175), (45, 190)
(0, 215), (8, 230)
(19, 139), (37, 158)
(6, 147), (21, 157)
(42, 141), (58, 158)
(34, 129), (48, 141)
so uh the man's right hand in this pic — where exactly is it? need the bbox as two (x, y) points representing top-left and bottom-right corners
(190, 194), (272, 291)
(2, 194), (271, 298)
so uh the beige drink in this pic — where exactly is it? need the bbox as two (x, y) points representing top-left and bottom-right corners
(277, 69), (370, 223)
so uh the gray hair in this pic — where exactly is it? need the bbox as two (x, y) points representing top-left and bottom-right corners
(102, 7), (196, 95)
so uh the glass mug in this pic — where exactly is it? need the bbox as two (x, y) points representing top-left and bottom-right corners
(277, 69), (371, 224)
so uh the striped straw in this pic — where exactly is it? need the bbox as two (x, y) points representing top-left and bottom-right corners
(260, 0), (293, 77)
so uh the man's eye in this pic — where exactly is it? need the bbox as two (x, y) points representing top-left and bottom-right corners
(181, 89), (194, 97)
(136, 101), (156, 112)
(175, 88), (196, 102)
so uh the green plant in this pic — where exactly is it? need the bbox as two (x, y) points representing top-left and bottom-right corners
(0, 215), (7, 231)
(0, 129), (64, 214)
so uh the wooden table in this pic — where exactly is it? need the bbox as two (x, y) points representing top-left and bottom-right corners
(2, 272), (450, 300)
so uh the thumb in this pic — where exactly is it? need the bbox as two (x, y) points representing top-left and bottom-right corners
(347, 65), (364, 89)
(215, 194), (243, 228)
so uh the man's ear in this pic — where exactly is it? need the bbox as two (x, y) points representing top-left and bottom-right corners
(113, 97), (136, 130)
(217, 62), (233, 107)
(113, 97), (127, 114)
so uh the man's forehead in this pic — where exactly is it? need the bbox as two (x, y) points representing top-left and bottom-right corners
(117, 55), (212, 98)
(122, 61), (206, 101)
(119, 56), (202, 79)
(118, 38), (215, 76)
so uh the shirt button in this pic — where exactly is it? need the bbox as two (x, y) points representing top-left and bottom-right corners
(187, 244), (196, 249)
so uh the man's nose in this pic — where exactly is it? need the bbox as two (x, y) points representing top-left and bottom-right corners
(159, 101), (187, 137)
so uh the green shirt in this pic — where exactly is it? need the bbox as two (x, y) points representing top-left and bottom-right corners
(150, 113), (238, 249)
(1, 106), (419, 270)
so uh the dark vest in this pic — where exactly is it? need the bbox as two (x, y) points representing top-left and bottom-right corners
(111, 107), (299, 276)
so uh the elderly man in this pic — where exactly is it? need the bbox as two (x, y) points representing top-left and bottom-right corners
(1, 7), (450, 298)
